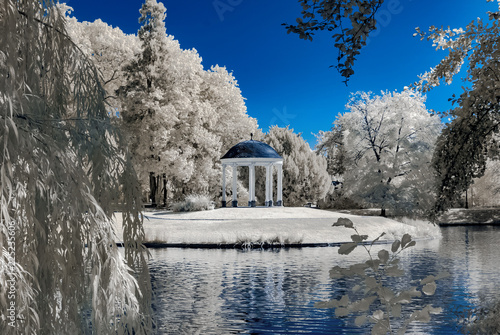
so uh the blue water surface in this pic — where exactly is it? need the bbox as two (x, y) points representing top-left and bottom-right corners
(149, 226), (500, 334)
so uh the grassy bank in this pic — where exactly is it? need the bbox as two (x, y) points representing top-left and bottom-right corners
(112, 207), (440, 247)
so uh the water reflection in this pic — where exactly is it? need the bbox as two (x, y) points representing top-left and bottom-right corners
(149, 226), (500, 334)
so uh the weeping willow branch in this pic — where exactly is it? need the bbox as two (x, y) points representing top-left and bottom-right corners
(1, 1), (153, 333)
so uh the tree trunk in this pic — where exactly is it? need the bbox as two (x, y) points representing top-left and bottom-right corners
(380, 208), (386, 217)
(155, 175), (161, 207)
(162, 174), (167, 208)
(149, 172), (157, 207)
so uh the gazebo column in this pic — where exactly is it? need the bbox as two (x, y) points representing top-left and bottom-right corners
(221, 164), (227, 207)
(276, 164), (283, 206)
(269, 165), (273, 206)
(248, 164), (256, 207)
(265, 165), (270, 206)
(265, 165), (273, 207)
(232, 165), (238, 207)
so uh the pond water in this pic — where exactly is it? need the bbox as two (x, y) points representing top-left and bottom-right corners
(149, 226), (500, 334)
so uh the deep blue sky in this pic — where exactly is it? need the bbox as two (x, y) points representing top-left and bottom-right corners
(67, 0), (495, 146)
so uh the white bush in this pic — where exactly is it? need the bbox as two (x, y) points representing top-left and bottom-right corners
(171, 194), (215, 212)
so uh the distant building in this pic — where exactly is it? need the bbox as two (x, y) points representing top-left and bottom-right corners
(221, 135), (283, 207)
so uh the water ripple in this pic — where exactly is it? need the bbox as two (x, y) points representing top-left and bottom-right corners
(149, 226), (500, 334)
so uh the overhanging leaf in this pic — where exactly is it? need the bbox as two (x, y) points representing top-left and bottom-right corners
(422, 281), (437, 296)
(372, 319), (390, 335)
(401, 234), (412, 248)
(355, 315), (368, 326)
(335, 307), (350, 317)
(348, 263), (369, 275)
(333, 217), (354, 228)
(329, 266), (344, 279)
(338, 242), (358, 255)
(354, 295), (377, 312)
(365, 276), (378, 289)
(420, 275), (436, 285)
(391, 240), (401, 253)
(385, 265), (405, 277)
(370, 232), (386, 246)
(351, 234), (368, 242)
(372, 309), (384, 320)
(366, 259), (381, 271)
(378, 287), (395, 302)
(406, 240), (416, 248)
(378, 249), (389, 264)
(315, 299), (339, 308)
(391, 303), (402, 318)
(338, 294), (350, 307)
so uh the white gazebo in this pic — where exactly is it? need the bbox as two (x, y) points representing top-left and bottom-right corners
(221, 136), (283, 207)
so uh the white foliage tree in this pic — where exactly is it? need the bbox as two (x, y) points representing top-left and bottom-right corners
(200, 65), (259, 155)
(118, 0), (257, 205)
(0, 1), (152, 334)
(200, 65), (259, 196)
(62, 4), (141, 114)
(251, 126), (330, 206)
(335, 90), (441, 216)
(117, 0), (180, 205)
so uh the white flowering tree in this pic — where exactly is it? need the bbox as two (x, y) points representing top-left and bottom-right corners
(333, 90), (441, 216)
(0, 1), (151, 334)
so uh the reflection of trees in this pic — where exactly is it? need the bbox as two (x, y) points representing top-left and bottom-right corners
(415, 228), (500, 332)
(149, 249), (227, 334)
(147, 231), (500, 334)
(149, 248), (351, 333)
(438, 227), (500, 297)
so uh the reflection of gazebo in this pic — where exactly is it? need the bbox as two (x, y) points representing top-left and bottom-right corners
(221, 135), (283, 207)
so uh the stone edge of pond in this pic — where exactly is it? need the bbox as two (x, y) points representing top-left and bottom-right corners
(438, 222), (500, 226)
(115, 239), (402, 249)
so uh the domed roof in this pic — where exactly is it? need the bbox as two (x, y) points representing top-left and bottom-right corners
(221, 139), (282, 159)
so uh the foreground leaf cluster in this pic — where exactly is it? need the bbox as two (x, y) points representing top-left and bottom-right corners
(315, 218), (448, 334)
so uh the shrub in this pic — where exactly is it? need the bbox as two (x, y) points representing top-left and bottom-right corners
(171, 194), (215, 212)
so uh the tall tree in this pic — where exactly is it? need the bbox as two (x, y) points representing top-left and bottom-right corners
(330, 90), (441, 216)
(413, 2), (500, 214)
(118, 0), (174, 205)
(118, 0), (258, 204)
(1, 1), (151, 334)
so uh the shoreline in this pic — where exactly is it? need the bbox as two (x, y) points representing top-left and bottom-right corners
(335, 208), (500, 226)
(117, 238), (435, 249)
